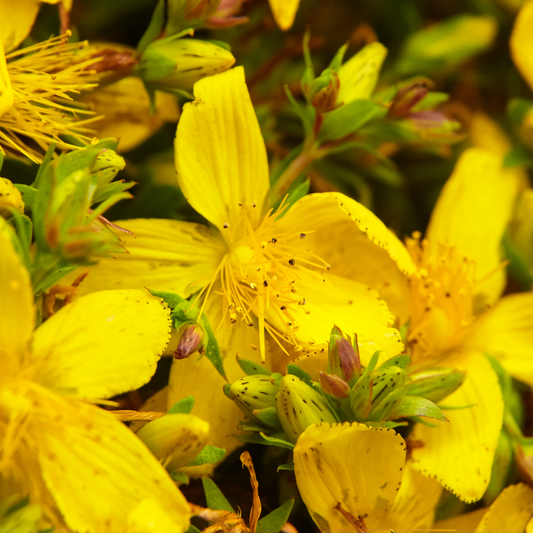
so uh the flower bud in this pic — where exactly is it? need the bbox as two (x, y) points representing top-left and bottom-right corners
(137, 36), (235, 91)
(305, 68), (341, 114)
(516, 439), (533, 487)
(91, 149), (126, 187)
(388, 82), (429, 118)
(327, 326), (361, 384)
(227, 374), (280, 420)
(408, 367), (466, 403)
(173, 323), (206, 359)
(136, 413), (209, 471)
(367, 366), (408, 422)
(0, 178), (24, 217)
(318, 371), (350, 399)
(275, 375), (339, 443)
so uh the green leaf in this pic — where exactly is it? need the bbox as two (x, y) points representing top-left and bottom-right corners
(277, 463), (294, 471)
(234, 432), (295, 450)
(149, 290), (189, 310)
(254, 407), (282, 430)
(170, 471), (189, 484)
(201, 314), (227, 381)
(256, 499), (294, 533)
(503, 146), (533, 169)
(284, 87), (314, 139)
(237, 356), (273, 376)
(138, 0), (165, 52)
(168, 396), (195, 415)
(185, 526), (201, 533)
(320, 99), (387, 141)
(286, 364), (314, 388)
(14, 184), (38, 211)
(202, 478), (235, 513)
(187, 445), (226, 466)
(8, 214), (32, 270)
(92, 180), (135, 205)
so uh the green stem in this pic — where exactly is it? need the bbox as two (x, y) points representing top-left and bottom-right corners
(270, 146), (319, 202)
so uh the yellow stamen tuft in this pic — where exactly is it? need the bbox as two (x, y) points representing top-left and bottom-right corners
(405, 233), (476, 362)
(1, 33), (103, 163)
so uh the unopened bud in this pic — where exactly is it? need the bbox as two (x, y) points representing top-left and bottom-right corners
(408, 367), (466, 403)
(174, 323), (205, 359)
(327, 326), (361, 384)
(91, 149), (126, 187)
(306, 68), (341, 113)
(227, 374), (280, 420)
(0, 178), (24, 217)
(388, 82), (429, 118)
(137, 36), (235, 91)
(516, 439), (533, 486)
(318, 371), (350, 399)
(367, 366), (408, 422)
(275, 375), (339, 443)
(136, 413), (209, 471)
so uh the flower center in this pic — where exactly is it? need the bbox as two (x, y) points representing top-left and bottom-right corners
(405, 232), (475, 362)
(196, 200), (329, 361)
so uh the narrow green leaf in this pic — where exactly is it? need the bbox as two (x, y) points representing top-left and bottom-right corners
(237, 356), (272, 376)
(187, 445), (226, 466)
(185, 526), (201, 533)
(137, 0), (165, 52)
(170, 471), (189, 484)
(256, 500), (294, 533)
(389, 395), (447, 421)
(201, 314), (227, 381)
(277, 463), (294, 472)
(202, 478), (235, 513)
(14, 184), (38, 210)
(286, 364), (313, 388)
(168, 396), (195, 414)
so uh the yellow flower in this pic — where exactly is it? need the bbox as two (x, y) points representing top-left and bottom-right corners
(71, 66), (411, 453)
(0, 221), (190, 532)
(321, 146), (530, 503)
(293, 422), (442, 533)
(435, 483), (533, 533)
(0, 10), (103, 162)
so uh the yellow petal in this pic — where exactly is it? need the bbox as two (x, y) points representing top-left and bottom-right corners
(0, 41), (14, 117)
(464, 293), (533, 386)
(268, 272), (403, 366)
(511, 0), (533, 91)
(0, 0), (40, 53)
(426, 148), (521, 308)
(0, 220), (34, 358)
(435, 508), (486, 533)
(475, 483), (533, 533)
(31, 290), (171, 399)
(29, 387), (190, 533)
(386, 463), (442, 532)
(410, 350), (504, 503)
(74, 218), (227, 297)
(276, 191), (416, 323)
(80, 76), (180, 153)
(175, 67), (269, 233)
(268, 0), (300, 30)
(293, 422), (405, 533)
(337, 43), (388, 103)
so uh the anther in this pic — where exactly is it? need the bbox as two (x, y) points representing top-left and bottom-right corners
(299, 233), (306, 239)
(263, 280), (269, 287)
(288, 259), (295, 266)
(223, 223), (229, 228)
(271, 238), (278, 244)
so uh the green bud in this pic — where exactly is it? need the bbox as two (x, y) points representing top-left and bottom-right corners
(136, 413), (209, 471)
(253, 407), (283, 430)
(137, 36), (235, 91)
(367, 366), (408, 422)
(275, 375), (339, 443)
(173, 322), (206, 359)
(327, 326), (361, 384)
(228, 374), (280, 420)
(408, 367), (466, 403)
(349, 369), (373, 420)
(318, 371), (350, 399)
(388, 395), (447, 422)
(91, 149), (126, 187)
